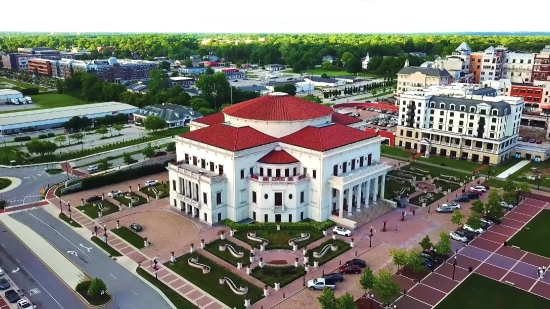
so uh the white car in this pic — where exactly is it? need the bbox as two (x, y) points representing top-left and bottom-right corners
(480, 217), (494, 226)
(144, 180), (159, 187)
(332, 226), (352, 237)
(107, 190), (123, 198)
(442, 202), (461, 210)
(17, 299), (33, 309)
(500, 201), (515, 210)
(87, 165), (99, 172)
(0, 267), (3, 276)
(463, 224), (485, 234)
(472, 186), (487, 192)
(450, 232), (468, 243)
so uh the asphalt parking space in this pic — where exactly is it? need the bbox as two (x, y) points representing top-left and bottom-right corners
(0, 166), (69, 205)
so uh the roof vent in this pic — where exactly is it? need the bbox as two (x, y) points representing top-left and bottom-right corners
(269, 92), (288, 96)
(274, 146), (282, 151)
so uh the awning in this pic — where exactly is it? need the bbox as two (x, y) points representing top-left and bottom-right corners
(540, 105), (550, 110)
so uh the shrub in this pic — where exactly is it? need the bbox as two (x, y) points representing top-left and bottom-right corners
(20, 87), (39, 95)
(222, 219), (334, 231)
(38, 134), (48, 139)
(47, 133), (55, 137)
(81, 164), (166, 190)
(13, 136), (31, 142)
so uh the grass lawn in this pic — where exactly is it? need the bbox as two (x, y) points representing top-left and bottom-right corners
(487, 158), (523, 177)
(307, 239), (351, 266)
(59, 213), (82, 227)
(136, 267), (198, 309)
(0, 145), (20, 165)
(112, 226), (145, 249)
(32, 93), (92, 109)
(384, 178), (415, 200)
(508, 159), (550, 188)
(482, 178), (507, 188)
(204, 239), (251, 267)
(381, 145), (412, 159)
(91, 236), (122, 256)
(251, 265), (306, 288)
(45, 168), (63, 175)
(507, 209), (550, 258)
(434, 274), (550, 309)
(234, 229), (324, 250)
(401, 162), (471, 180)
(140, 183), (170, 199)
(165, 252), (264, 308)
(113, 192), (147, 207)
(409, 192), (445, 206)
(416, 155), (485, 172)
(0, 77), (45, 91)
(433, 179), (461, 192)
(77, 200), (118, 219)
(0, 178), (12, 190)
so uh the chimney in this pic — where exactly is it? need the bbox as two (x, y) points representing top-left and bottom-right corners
(439, 62), (445, 70)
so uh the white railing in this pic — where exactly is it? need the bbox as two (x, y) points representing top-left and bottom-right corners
(288, 233), (310, 246)
(219, 244), (244, 258)
(247, 232), (269, 245)
(331, 162), (391, 185)
(177, 193), (200, 209)
(219, 277), (248, 295)
(188, 257), (210, 274)
(313, 244), (337, 258)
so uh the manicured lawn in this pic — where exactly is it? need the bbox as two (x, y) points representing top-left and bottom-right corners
(401, 162), (471, 180)
(381, 145), (412, 159)
(204, 239), (251, 267)
(0, 178), (12, 190)
(234, 229), (324, 250)
(45, 169), (63, 175)
(384, 178), (415, 200)
(416, 156), (484, 172)
(113, 192), (147, 207)
(482, 178), (507, 188)
(91, 236), (122, 257)
(59, 213), (82, 227)
(507, 209), (550, 258)
(165, 252), (264, 308)
(307, 239), (351, 266)
(0, 145), (19, 165)
(140, 183), (170, 199)
(251, 265), (306, 288)
(487, 158), (523, 177)
(433, 179), (461, 192)
(112, 226), (145, 249)
(508, 160), (550, 188)
(77, 200), (119, 219)
(32, 93), (92, 109)
(136, 267), (198, 309)
(0, 77), (45, 91)
(408, 192), (445, 207)
(435, 274), (550, 309)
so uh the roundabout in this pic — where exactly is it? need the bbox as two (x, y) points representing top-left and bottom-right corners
(0, 177), (21, 193)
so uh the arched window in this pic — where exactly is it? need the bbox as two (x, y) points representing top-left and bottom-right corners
(439, 103), (445, 109)
(430, 102), (435, 108)
(492, 109), (498, 116)
(469, 107), (476, 113)
(449, 104), (455, 110)
(460, 105), (466, 111)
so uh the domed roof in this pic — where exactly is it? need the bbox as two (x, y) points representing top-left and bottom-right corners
(223, 92), (333, 121)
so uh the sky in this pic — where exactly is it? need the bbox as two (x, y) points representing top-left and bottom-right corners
(4, 0), (550, 33)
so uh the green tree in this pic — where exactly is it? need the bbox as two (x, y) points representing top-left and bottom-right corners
(346, 59), (363, 74)
(373, 269), (400, 306)
(25, 140), (58, 156)
(143, 115), (167, 132)
(274, 84), (297, 96)
(389, 248), (408, 273)
(53, 135), (67, 146)
(359, 266), (376, 293)
(517, 182), (531, 199)
(486, 190), (504, 218)
(371, 89), (378, 97)
(318, 287), (338, 309)
(407, 250), (429, 281)
(341, 52), (354, 63)
(434, 231), (452, 256)
(148, 69), (170, 96)
(302, 95), (322, 103)
(87, 278), (107, 298)
(338, 293), (358, 309)
(70, 133), (84, 146)
(195, 72), (231, 109)
(96, 126), (108, 138)
(112, 124), (124, 136)
(205, 66), (215, 75)
(418, 235), (433, 251)
(466, 211), (483, 231)
(321, 73), (328, 79)
(190, 98), (211, 111)
(470, 199), (485, 214)
(122, 152), (135, 165)
(166, 142), (176, 152)
(98, 158), (112, 171)
(183, 59), (193, 68)
(322, 61), (333, 70)
(142, 143), (156, 158)
(451, 210), (465, 227)
(502, 178), (518, 205)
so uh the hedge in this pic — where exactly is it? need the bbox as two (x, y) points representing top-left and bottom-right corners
(13, 87), (39, 96)
(81, 164), (167, 190)
(222, 219), (335, 231)
(13, 136), (31, 142)
(38, 134), (48, 139)
(47, 133), (55, 137)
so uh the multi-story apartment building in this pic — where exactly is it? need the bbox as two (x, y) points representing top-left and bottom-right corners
(1, 53), (35, 70)
(502, 52), (535, 83)
(49, 57), (157, 82)
(395, 83), (524, 164)
(532, 46), (550, 82)
(396, 60), (452, 94)
(28, 58), (53, 76)
(469, 46), (506, 83)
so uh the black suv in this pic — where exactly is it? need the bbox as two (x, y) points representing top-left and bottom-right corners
(345, 259), (367, 268)
(322, 273), (344, 282)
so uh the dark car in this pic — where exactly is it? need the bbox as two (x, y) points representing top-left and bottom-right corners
(86, 195), (101, 203)
(0, 278), (10, 290)
(345, 259), (367, 268)
(484, 215), (501, 225)
(338, 264), (361, 274)
(130, 223), (143, 232)
(454, 230), (474, 241)
(419, 252), (439, 265)
(287, 77), (293, 80)
(424, 259), (435, 269)
(529, 139), (536, 143)
(4, 289), (20, 303)
(322, 273), (344, 282)
(459, 229), (478, 239)
(464, 192), (480, 199)
(455, 195), (470, 202)
(421, 250), (446, 264)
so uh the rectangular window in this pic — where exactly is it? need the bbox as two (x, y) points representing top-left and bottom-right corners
(293, 167), (297, 176)
(276, 169), (281, 177)
(203, 192), (207, 204)
(240, 169), (245, 179)
(172, 180), (176, 191)
(303, 168), (307, 175)
(210, 162), (215, 172)
(249, 167), (253, 175)
(333, 165), (338, 176)
(359, 156), (364, 167)
(267, 169), (272, 177)
(252, 191), (257, 203)
(300, 191), (305, 203)
(274, 192), (283, 206)
(192, 156), (197, 166)
(218, 165), (224, 175)
(312, 170), (317, 179)
(216, 192), (222, 205)
(260, 167), (264, 176)
(285, 168), (290, 177)
(201, 159), (206, 169)
(351, 159), (356, 170)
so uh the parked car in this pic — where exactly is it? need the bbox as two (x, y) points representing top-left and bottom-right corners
(130, 223), (143, 232)
(480, 217), (494, 227)
(537, 140), (543, 144)
(469, 188), (484, 195)
(0, 267), (3, 276)
(4, 289), (20, 303)
(87, 165), (99, 172)
(455, 195), (470, 202)
(420, 250), (446, 264)
(333, 226), (352, 237)
(344, 259), (367, 268)
(86, 195), (101, 203)
(0, 278), (10, 290)
(472, 186), (487, 192)
(463, 224), (484, 234)
(450, 231), (468, 243)
(424, 259), (435, 269)
(307, 278), (336, 290)
(322, 273), (344, 282)
(454, 230), (475, 241)
(529, 139), (536, 143)
(144, 180), (159, 187)
(436, 206), (454, 213)
(16, 299), (32, 309)
(338, 264), (361, 274)
(442, 202), (461, 210)
(419, 252), (439, 265)
(464, 192), (480, 199)
(107, 190), (123, 198)
(484, 215), (501, 225)
(500, 201), (515, 210)
(518, 136), (524, 141)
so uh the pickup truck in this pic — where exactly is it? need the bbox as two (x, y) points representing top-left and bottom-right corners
(307, 278), (336, 290)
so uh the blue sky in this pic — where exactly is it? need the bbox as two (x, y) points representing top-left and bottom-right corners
(4, 0), (550, 33)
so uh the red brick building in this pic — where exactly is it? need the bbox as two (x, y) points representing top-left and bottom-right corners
(532, 47), (550, 82)
(28, 58), (53, 76)
(509, 83), (544, 103)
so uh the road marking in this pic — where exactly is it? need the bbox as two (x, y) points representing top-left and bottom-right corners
(11, 268), (19, 273)
(131, 290), (138, 295)
(67, 250), (78, 257)
(79, 244), (92, 252)
(24, 177), (31, 179)
(1, 244), (5, 248)
(15, 258), (20, 263)
(36, 174), (41, 177)
(29, 288), (41, 295)
(110, 273), (117, 279)
(21, 265), (66, 309)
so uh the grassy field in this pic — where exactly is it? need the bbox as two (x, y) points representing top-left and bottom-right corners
(416, 156), (484, 172)
(507, 160), (550, 188)
(234, 229), (324, 250)
(381, 145), (412, 159)
(204, 239), (251, 267)
(136, 267), (198, 309)
(112, 226), (145, 249)
(32, 93), (92, 108)
(507, 209), (550, 258)
(251, 265), (306, 288)
(77, 201), (119, 219)
(435, 274), (550, 309)
(0, 77), (45, 91)
(384, 178), (415, 200)
(307, 239), (351, 266)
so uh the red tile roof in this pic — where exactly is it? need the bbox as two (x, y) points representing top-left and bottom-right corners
(223, 94), (333, 121)
(181, 123), (277, 151)
(258, 149), (299, 164)
(280, 124), (378, 151)
(331, 113), (362, 125)
(193, 112), (225, 125)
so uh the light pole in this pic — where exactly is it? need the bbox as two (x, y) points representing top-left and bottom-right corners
(59, 200), (63, 213)
(369, 233), (373, 248)
(368, 294), (374, 309)
(452, 259), (457, 280)
(68, 203), (72, 219)
(538, 173), (542, 189)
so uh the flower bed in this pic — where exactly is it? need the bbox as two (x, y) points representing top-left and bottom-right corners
(307, 239), (350, 266)
(204, 239), (251, 267)
(408, 192), (445, 206)
(234, 229), (323, 250)
(140, 183), (169, 199)
(77, 200), (118, 219)
(250, 265), (306, 288)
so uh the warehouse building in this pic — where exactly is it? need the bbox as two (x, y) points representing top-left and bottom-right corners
(0, 102), (138, 134)
(0, 89), (24, 104)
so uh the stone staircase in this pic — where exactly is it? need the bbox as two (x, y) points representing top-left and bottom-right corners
(347, 202), (395, 227)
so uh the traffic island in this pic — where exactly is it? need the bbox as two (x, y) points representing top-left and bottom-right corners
(75, 279), (113, 307)
(77, 200), (119, 219)
(111, 226), (146, 249)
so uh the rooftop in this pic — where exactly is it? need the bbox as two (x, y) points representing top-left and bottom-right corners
(134, 104), (202, 122)
(280, 124), (377, 151)
(398, 66), (451, 77)
(192, 112), (225, 125)
(331, 113), (362, 125)
(222, 92), (333, 121)
(258, 148), (299, 164)
(181, 123), (277, 151)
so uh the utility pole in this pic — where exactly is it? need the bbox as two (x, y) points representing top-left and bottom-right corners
(230, 86), (233, 104)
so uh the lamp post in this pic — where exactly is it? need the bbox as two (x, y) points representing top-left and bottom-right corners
(68, 204), (72, 219)
(368, 294), (374, 309)
(59, 200), (63, 213)
(369, 233), (373, 248)
(452, 259), (457, 280)
(538, 173), (542, 189)
(487, 164), (492, 180)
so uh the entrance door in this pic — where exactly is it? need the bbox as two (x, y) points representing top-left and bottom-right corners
(300, 211), (304, 221)
(405, 142), (411, 150)
(275, 214), (281, 222)
(252, 211), (256, 221)
(288, 214), (292, 222)
(420, 145), (427, 153)
(440, 149), (447, 156)
(217, 213), (222, 223)
(482, 156), (490, 164)
(472, 154), (479, 162)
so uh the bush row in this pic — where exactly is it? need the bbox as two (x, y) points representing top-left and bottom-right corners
(81, 164), (167, 190)
(13, 136), (31, 142)
(222, 219), (335, 231)
(12, 87), (39, 96)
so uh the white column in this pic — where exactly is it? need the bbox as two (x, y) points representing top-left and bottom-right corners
(347, 188), (353, 216)
(380, 175), (386, 200)
(355, 185), (361, 212)
(373, 176), (379, 203)
(338, 188), (344, 218)
(365, 179), (371, 208)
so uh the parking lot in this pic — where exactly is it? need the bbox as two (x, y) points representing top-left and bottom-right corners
(334, 106), (398, 132)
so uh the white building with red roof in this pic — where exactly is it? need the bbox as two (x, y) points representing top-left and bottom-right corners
(167, 92), (391, 225)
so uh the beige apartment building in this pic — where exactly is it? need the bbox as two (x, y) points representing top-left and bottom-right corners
(396, 60), (452, 95)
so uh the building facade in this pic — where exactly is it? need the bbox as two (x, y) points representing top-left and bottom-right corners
(532, 46), (550, 82)
(28, 58), (53, 76)
(395, 83), (524, 164)
(167, 93), (391, 225)
(502, 52), (534, 83)
(396, 60), (452, 94)
(50, 57), (157, 82)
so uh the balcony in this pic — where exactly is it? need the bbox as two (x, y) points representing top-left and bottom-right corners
(249, 174), (308, 184)
(272, 206), (285, 213)
(329, 161), (392, 187)
(167, 161), (227, 184)
(176, 193), (200, 209)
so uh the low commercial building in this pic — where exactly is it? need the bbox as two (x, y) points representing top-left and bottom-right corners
(0, 89), (23, 104)
(133, 104), (202, 128)
(0, 102), (138, 134)
(305, 77), (346, 87)
(169, 77), (194, 87)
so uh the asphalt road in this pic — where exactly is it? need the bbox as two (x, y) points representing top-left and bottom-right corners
(0, 166), (71, 205)
(11, 209), (173, 309)
(0, 221), (87, 309)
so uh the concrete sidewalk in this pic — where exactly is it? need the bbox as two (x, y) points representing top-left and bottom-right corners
(496, 160), (529, 179)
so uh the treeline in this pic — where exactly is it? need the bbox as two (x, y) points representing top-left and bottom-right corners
(323, 79), (396, 99)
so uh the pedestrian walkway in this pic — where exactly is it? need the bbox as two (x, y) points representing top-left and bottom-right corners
(496, 160), (529, 179)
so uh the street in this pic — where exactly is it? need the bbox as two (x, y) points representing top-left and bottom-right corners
(0, 221), (87, 309)
(0, 166), (70, 205)
(11, 209), (174, 309)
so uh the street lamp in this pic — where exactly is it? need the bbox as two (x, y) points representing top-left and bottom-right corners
(452, 259), (457, 280)
(369, 233), (373, 248)
(68, 203), (72, 219)
(59, 200), (63, 213)
(368, 294), (374, 309)
(538, 173), (542, 189)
